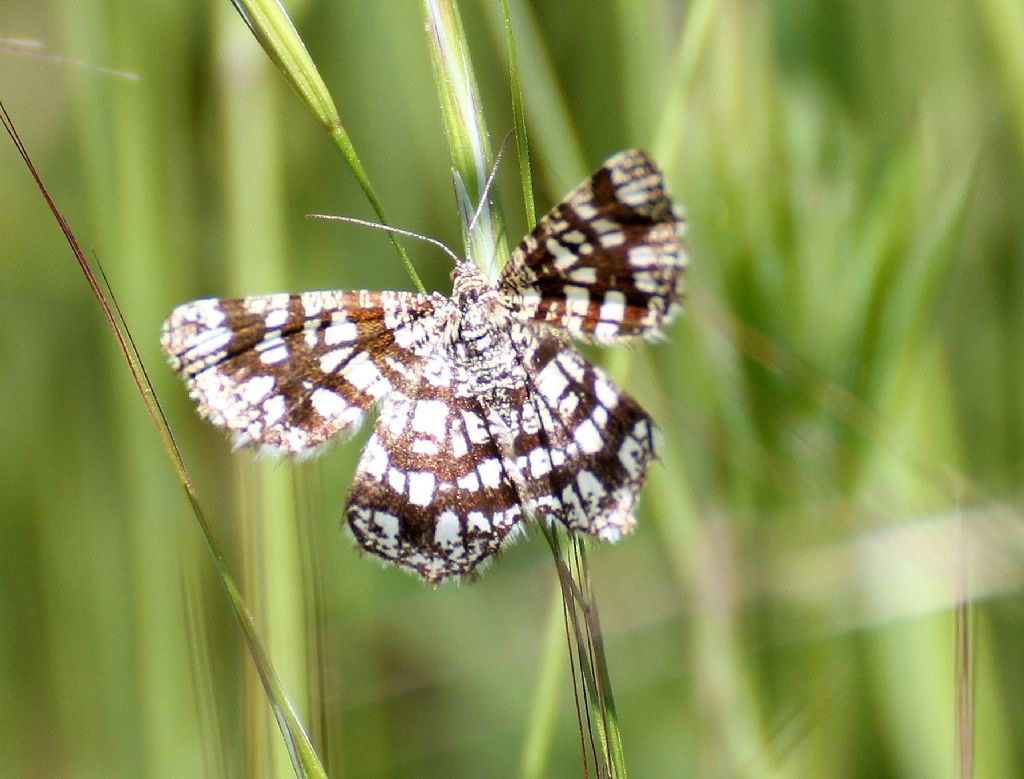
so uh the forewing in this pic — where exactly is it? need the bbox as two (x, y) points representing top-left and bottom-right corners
(500, 149), (686, 342)
(508, 328), (657, 540)
(160, 289), (439, 452)
(345, 353), (524, 582)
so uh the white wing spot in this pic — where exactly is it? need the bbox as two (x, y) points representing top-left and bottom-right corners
(574, 419), (603, 455)
(457, 471), (480, 492)
(451, 432), (469, 458)
(576, 470), (606, 508)
(434, 511), (462, 547)
(595, 290), (627, 339)
(477, 458), (502, 489)
(558, 393), (579, 419)
(387, 468), (406, 494)
(186, 329), (231, 361)
(394, 321), (428, 350)
(593, 374), (619, 409)
(467, 511), (490, 532)
(407, 471), (436, 506)
(362, 436), (389, 480)
(547, 237), (578, 270)
(565, 285), (591, 319)
(535, 361), (569, 402)
(241, 375), (275, 404)
(373, 511), (399, 540)
(311, 388), (347, 419)
(262, 395), (286, 425)
(319, 347), (352, 374)
(324, 320), (358, 346)
(260, 344), (289, 365)
(300, 293), (325, 318)
(412, 438), (441, 455)
(347, 354), (388, 397)
(264, 307), (289, 329)
(598, 290), (626, 325)
(618, 434), (646, 480)
(383, 396), (411, 437)
(633, 270), (660, 294)
(244, 293), (289, 315)
(556, 352), (586, 382)
(412, 399), (448, 439)
(285, 429), (308, 450)
(529, 448), (552, 478)
(569, 266), (598, 284)
(462, 410), (490, 444)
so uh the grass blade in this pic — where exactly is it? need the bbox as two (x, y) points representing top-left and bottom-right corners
(427, 4), (629, 772)
(498, 0), (535, 230)
(423, 0), (508, 278)
(229, 0), (423, 290)
(479, 0), (588, 188)
(0, 100), (327, 779)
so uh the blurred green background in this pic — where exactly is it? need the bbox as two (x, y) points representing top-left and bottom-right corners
(2, 1), (1023, 776)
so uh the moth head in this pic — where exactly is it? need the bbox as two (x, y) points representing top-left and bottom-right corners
(450, 261), (492, 302)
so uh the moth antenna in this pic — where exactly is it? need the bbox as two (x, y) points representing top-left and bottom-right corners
(467, 129), (514, 236)
(308, 214), (462, 266)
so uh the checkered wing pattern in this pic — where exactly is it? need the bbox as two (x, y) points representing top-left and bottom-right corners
(346, 353), (524, 582)
(506, 328), (657, 541)
(161, 290), (440, 452)
(162, 149), (686, 583)
(500, 149), (686, 342)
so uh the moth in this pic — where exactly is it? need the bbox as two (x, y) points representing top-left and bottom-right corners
(161, 150), (686, 582)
